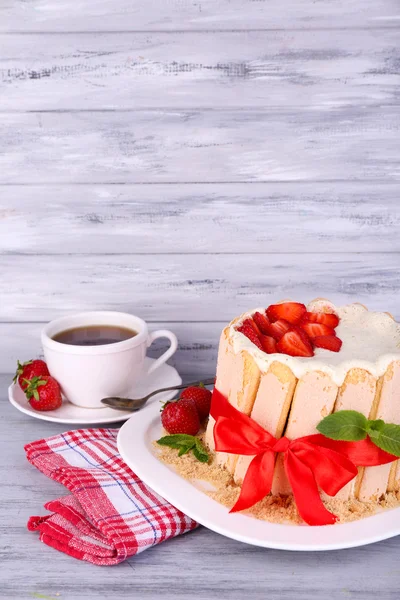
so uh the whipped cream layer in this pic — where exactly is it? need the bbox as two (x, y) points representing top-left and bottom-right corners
(230, 301), (400, 386)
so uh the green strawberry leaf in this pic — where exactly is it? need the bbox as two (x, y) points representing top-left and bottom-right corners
(160, 399), (176, 412)
(317, 410), (368, 441)
(367, 423), (400, 457)
(13, 359), (33, 383)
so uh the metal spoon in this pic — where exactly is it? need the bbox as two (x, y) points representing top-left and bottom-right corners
(101, 378), (215, 412)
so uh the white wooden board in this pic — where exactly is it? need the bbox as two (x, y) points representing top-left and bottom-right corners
(2, 0), (399, 32)
(1, 183), (399, 254)
(1, 374), (400, 600)
(1, 29), (399, 110)
(1, 108), (400, 183)
(2, 0), (400, 596)
(1, 253), (399, 322)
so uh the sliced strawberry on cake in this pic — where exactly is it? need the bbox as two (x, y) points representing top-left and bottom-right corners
(267, 302), (306, 325)
(276, 328), (314, 357)
(259, 335), (277, 354)
(264, 319), (291, 341)
(235, 301), (343, 357)
(252, 311), (271, 335)
(301, 322), (336, 339)
(242, 318), (261, 337)
(237, 322), (263, 350)
(302, 311), (339, 329)
(313, 335), (342, 352)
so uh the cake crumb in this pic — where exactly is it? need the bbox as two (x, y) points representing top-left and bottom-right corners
(154, 439), (400, 525)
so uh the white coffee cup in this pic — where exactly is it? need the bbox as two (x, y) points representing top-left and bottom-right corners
(41, 311), (178, 408)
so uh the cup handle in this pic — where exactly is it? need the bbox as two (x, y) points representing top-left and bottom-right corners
(146, 329), (178, 375)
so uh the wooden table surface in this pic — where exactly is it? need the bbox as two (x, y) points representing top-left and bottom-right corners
(2, 373), (400, 600)
(1, 0), (400, 597)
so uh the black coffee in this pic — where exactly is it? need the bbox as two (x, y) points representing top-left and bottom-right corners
(53, 325), (138, 346)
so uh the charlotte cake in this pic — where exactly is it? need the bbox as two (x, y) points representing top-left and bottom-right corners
(205, 299), (400, 504)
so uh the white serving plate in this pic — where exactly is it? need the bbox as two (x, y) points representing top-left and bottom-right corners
(9, 357), (181, 425)
(118, 400), (400, 551)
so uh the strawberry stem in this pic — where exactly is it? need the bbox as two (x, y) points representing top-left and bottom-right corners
(24, 376), (47, 400)
(13, 359), (32, 383)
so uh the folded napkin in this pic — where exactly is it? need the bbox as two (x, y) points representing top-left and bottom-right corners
(25, 428), (198, 565)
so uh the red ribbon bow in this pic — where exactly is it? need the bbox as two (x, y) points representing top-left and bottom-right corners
(210, 388), (396, 526)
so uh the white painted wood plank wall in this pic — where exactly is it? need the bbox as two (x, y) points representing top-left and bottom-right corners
(1, 1), (400, 598)
(1, 30), (399, 110)
(2, 1), (400, 31)
(1, 183), (399, 253)
(1, 1), (399, 381)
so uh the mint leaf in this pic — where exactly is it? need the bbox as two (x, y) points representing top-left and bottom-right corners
(317, 411), (400, 457)
(366, 419), (385, 434)
(178, 445), (192, 456)
(193, 446), (209, 463)
(194, 437), (209, 461)
(317, 410), (368, 441)
(367, 423), (400, 457)
(157, 434), (209, 463)
(157, 434), (196, 448)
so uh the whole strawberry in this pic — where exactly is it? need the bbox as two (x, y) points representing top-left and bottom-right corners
(180, 385), (212, 421)
(13, 359), (50, 391)
(161, 398), (200, 435)
(24, 376), (62, 411)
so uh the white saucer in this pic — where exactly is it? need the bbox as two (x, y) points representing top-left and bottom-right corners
(8, 357), (181, 425)
(118, 399), (400, 551)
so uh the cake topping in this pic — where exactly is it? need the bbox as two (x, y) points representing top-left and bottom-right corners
(259, 335), (277, 354)
(252, 311), (271, 334)
(232, 301), (400, 386)
(236, 321), (263, 350)
(277, 329), (314, 357)
(303, 311), (339, 328)
(301, 322), (336, 339)
(266, 302), (306, 325)
(264, 318), (291, 341)
(313, 335), (342, 352)
(236, 301), (342, 358)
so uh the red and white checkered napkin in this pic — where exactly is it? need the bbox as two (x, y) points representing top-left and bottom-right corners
(25, 428), (198, 565)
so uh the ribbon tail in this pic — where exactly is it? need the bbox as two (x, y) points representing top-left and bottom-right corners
(230, 451), (275, 513)
(292, 441), (358, 497)
(285, 451), (337, 526)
